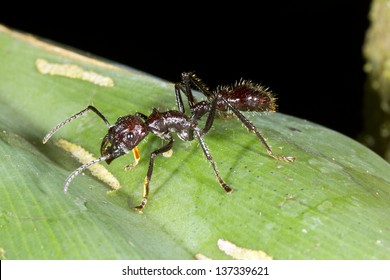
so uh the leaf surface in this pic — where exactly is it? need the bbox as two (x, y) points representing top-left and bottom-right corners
(1, 25), (389, 259)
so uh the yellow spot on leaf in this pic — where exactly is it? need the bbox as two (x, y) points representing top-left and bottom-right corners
(56, 139), (121, 190)
(217, 239), (272, 260)
(36, 58), (114, 87)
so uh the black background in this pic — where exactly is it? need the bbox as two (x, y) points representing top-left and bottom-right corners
(1, 2), (371, 139)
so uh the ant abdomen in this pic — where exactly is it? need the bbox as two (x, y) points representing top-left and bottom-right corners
(216, 80), (277, 113)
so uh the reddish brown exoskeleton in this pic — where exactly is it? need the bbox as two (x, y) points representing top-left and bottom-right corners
(42, 72), (294, 212)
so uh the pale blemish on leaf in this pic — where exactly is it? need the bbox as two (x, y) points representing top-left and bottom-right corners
(0, 24), (123, 72)
(0, 247), (6, 259)
(162, 149), (173, 158)
(217, 239), (272, 260)
(36, 58), (114, 87)
(195, 253), (212, 260)
(56, 139), (120, 190)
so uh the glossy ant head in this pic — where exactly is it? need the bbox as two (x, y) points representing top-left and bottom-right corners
(42, 106), (150, 193)
(101, 115), (148, 164)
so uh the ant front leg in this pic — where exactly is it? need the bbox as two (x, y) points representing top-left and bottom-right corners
(134, 136), (174, 213)
(222, 99), (295, 162)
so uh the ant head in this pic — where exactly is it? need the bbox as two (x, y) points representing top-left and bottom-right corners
(101, 115), (148, 164)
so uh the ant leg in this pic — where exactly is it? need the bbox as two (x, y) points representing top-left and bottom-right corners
(135, 112), (148, 120)
(178, 72), (197, 108)
(193, 127), (232, 193)
(176, 73), (219, 136)
(124, 146), (141, 171)
(222, 99), (295, 162)
(43, 105), (110, 144)
(180, 74), (295, 162)
(180, 72), (221, 135)
(181, 72), (214, 99)
(175, 72), (215, 113)
(200, 96), (218, 136)
(134, 137), (174, 213)
(175, 83), (187, 113)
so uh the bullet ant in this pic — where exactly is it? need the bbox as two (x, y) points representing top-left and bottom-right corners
(42, 72), (294, 212)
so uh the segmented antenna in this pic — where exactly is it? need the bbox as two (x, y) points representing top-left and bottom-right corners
(42, 106), (110, 144)
(64, 154), (113, 192)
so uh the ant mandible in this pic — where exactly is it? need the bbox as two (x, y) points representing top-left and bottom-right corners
(174, 72), (295, 162)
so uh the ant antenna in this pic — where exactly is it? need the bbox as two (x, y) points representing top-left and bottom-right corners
(43, 105), (111, 144)
(64, 153), (113, 192)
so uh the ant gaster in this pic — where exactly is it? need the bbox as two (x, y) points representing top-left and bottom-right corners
(43, 72), (295, 213)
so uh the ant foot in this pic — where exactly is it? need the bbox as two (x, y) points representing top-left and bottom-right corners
(218, 180), (233, 193)
(124, 163), (137, 171)
(269, 152), (296, 163)
(134, 198), (147, 213)
(125, 159), (140, 171)
(284, 156), (296, 162)
(225, 185), (233, 193)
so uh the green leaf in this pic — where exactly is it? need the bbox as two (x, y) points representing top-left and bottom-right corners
(1, 25), (390, 260)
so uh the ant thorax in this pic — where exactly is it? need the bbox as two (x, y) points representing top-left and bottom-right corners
(145, 109), (193, 141)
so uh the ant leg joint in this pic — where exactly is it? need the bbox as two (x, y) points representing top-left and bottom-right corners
(134, 198), (147, 213)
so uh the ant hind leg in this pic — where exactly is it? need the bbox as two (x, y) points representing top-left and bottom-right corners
(221, 99), (295, 162)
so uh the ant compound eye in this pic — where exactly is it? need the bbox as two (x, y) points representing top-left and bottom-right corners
(127, 132), (134, 140)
